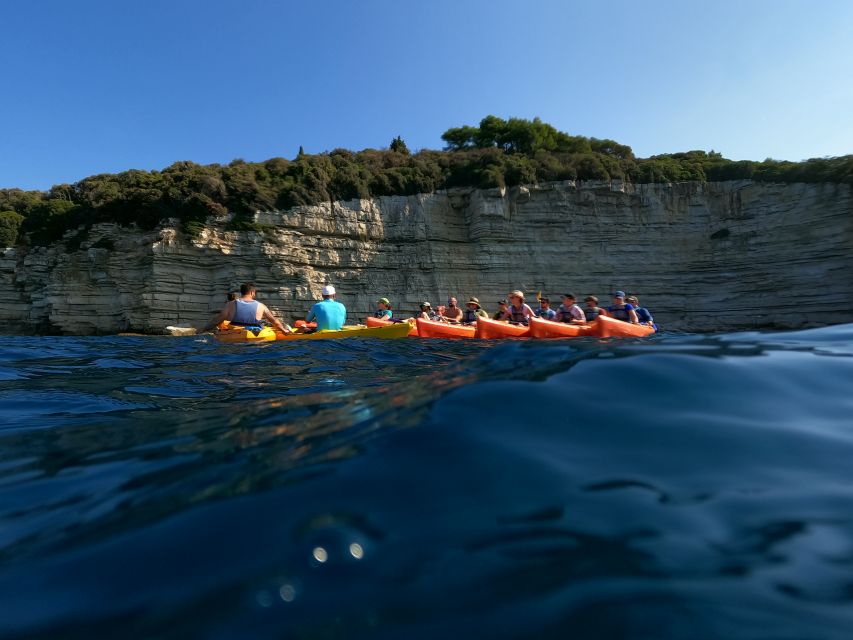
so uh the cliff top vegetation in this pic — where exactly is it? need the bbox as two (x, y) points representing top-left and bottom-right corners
(1, 116), (851, 247)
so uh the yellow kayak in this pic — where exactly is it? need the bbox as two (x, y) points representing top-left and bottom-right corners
(276, 322), (412, 341)
(213, 322), (411, 343)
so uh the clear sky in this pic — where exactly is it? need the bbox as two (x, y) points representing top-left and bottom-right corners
(2, 0), (852, 190)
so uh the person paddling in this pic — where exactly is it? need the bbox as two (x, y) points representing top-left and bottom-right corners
(535, 296), (557, 321)
(202, 282), (288, 333)
(442, 297), (463, 323)
(583, 295), (602, 322)
(306, 285), (347, 331)
(461, 298), (488, 325)
(493, 299), (511, 321)
(507, 290), (536, 325)
(417, 301), (440, 321)
(555, 293), (586, 324)
(374, 297), (393, 320)
(604, 290), (639, 324)
(626, 295), (657, 329)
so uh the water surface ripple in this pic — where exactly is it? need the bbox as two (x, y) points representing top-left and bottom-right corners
(1, 326), (852, 639)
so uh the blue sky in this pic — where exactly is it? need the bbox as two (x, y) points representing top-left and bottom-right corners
(2, 0), (852, 190)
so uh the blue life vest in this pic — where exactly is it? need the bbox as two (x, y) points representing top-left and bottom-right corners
(373, 309), (392, 319)
(607, 303), (634, 322)
(536, 307), (557, 320)
(232, 299), (260, 326)
(584, 306), (600, 322)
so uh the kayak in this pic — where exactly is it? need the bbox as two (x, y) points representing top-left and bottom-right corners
(213, 324), (278, 343)
(593, 315), (656, 338)
(214, 322), (412, 343)
(366, 316), (419, 337)
(275, 322), (413, 341)
(475, 317), (530, 339)
(415, 318), (476, 339)
(528, 316), (595, 338)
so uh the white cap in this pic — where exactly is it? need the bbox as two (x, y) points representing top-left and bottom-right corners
(322, 285), (336, 296)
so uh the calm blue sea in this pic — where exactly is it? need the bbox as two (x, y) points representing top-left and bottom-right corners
(1, 327), (852, 639)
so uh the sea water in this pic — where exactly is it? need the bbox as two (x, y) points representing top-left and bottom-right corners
(1, 327), (852, 639)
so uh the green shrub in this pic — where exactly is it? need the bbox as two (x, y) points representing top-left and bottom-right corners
(0, 210), (24, 247)
(0, 117), (848, 247)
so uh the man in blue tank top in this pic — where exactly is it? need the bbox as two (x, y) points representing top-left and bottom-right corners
(201, 282), (288, 332)
(306, 285), (347, 331)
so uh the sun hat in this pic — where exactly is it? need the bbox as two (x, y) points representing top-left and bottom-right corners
(322, 285), (336, 296)
(378, 297), (390, 306)
(538, 296), (550, 302)
(613, 290), (625, 298)
(466, 297), (481, 308)
(421, 301), (432, 308)
(497, 299), (508, 305)
(563, 292), (576, 300)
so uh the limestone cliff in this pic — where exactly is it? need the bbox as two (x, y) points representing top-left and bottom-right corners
(1, 180), (850, 334)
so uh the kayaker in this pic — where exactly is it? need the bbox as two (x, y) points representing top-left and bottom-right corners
(306, 285), (347, 331)
(507, 290), (536, 325)
(583, 295), (602, 322)
(492, 299), (511, 321)
(605, 291), (639, 324)
(374, 297), (393, 320)
(626, 295), (657, 329)
(555, 293), (586, 324)
(417, 301), (440, 321)
(442, 297), (463, 323)
(201, 282), (288, 333)
(535, 296), (557, 321)
(461, 298), (488, 325)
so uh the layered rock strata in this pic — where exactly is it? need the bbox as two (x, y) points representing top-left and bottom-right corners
(0, 180), (850, 334)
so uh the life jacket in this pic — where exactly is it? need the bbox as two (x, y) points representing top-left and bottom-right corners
(373, 309), (392, 319)
(493, 310), (510, 321)
(607, 303), (634, 322)
(555, 304), (580, 323)
(509, 304), (530, 325)
(232, 299), (260, 326)
(584, 306), (600, 322)
(462, 308), (480, 323)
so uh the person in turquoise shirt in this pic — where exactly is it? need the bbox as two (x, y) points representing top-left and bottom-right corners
(306, 285), (347, 331)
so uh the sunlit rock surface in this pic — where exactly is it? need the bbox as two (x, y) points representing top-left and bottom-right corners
(0, 180), (850, 334)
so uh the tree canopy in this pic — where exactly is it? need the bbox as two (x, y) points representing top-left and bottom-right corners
(1, 116), (850, 247)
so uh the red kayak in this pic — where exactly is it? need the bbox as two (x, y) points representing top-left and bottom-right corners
(415, 318), (476, 338)
(475, 317), (530, 339)
(366, 316), (418, 337)
(593, 315), (656, 338)
(528, 316), (595, 338)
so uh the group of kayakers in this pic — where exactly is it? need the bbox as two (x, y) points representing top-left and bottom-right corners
(202, 283), (347, 334)
(408, 290), (655, 329)
(202, 283), (655, 333)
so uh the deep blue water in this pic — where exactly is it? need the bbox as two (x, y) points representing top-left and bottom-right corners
(1, 327), (853, 639)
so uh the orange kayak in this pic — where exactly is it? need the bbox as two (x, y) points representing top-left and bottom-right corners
(415, 318), (476, 339)
(528, 316), (595, 338)
(365, 316), (419, 336)
(593, 315), (656, 338)
(475, 317), (530, 339)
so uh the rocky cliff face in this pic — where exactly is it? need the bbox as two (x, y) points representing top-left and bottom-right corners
(1, 180), (850, 334)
